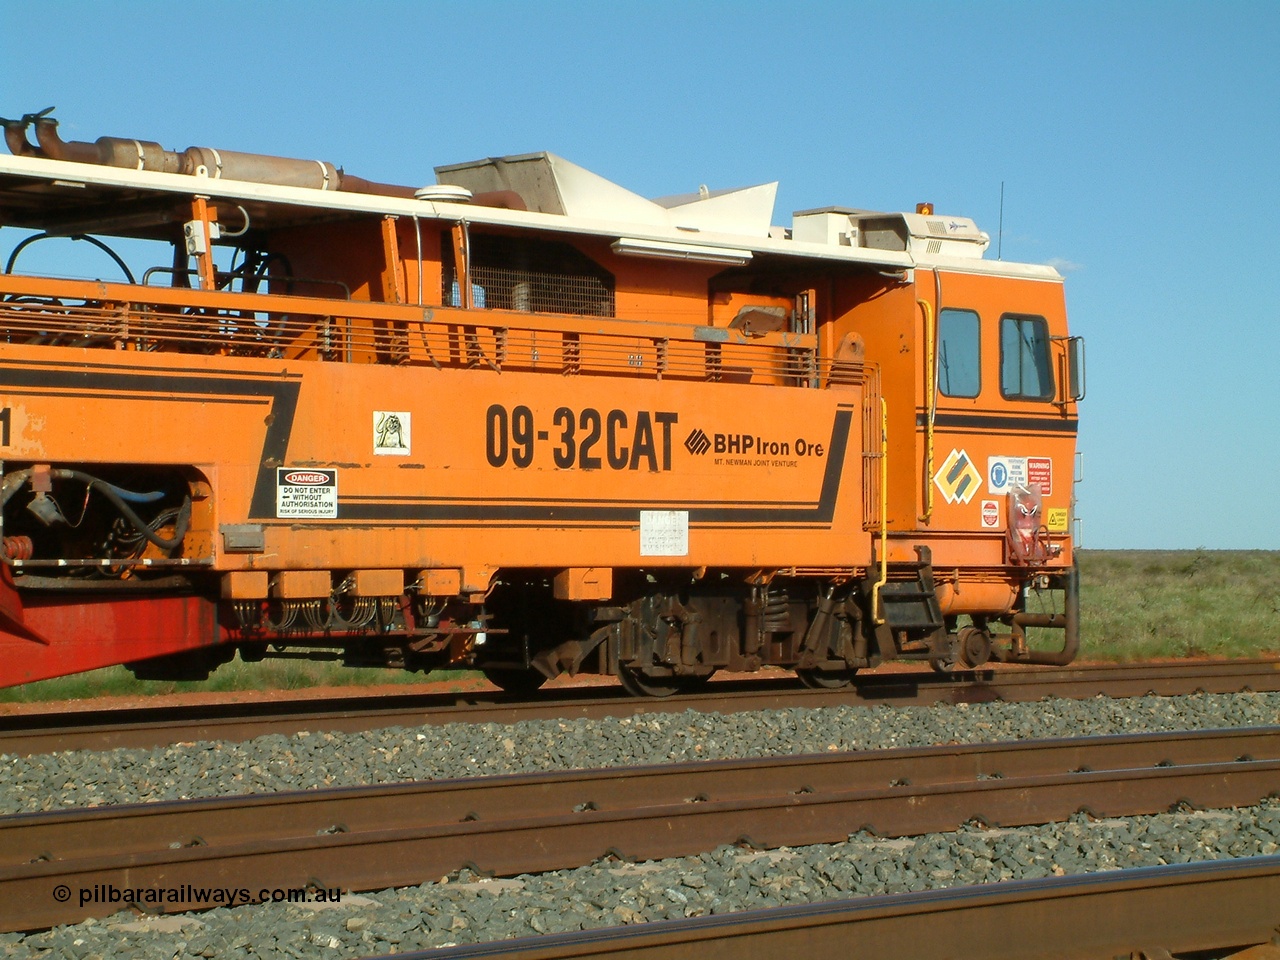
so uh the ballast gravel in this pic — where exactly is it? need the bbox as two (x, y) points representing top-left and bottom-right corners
(3, 691), (1279, 813)
(2, 802), (1279, 959)
(2, 692), (1279, 958)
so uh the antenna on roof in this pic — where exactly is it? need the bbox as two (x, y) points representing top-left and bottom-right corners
(997, 181), (1005, 261)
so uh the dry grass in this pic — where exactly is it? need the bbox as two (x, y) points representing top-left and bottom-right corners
(2, 551), (1275, 701)
(1077, 550), (1280, 661)
(0, 658), (469, 704)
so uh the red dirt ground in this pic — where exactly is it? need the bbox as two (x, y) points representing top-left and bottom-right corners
(0, 660), (1038, 717)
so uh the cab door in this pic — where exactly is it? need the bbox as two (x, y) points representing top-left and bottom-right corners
(920, 270), (1078, 566)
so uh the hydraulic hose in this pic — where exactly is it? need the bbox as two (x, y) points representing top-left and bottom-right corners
(1, 468), (190, 551)
(78, 474), (190, 552)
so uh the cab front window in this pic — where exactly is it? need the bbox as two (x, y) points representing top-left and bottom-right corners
(1000, 314), (1054, 400)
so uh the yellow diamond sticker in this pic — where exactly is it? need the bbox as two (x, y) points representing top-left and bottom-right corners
(1046, 507), (1069, 532)
(933, 448), (982, 505)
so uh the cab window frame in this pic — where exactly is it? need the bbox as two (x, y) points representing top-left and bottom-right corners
(999, 313), (1055, 401)
(937, 307), (982, 399)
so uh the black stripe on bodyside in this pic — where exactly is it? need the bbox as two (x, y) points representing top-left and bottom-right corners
(247, 381), (302, 519)
(917, 411), (1078, 434)
(338, 408), (855, 526)
(0, 362), (300, 520)
(0, 388), (265, 406)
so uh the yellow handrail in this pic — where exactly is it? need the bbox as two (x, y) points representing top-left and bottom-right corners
(872, 396), (889, 624)
(918, 297), (936, 524)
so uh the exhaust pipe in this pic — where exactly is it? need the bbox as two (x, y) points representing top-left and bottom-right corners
(5, 109), (526, 209)
(1, 107), (54, 158)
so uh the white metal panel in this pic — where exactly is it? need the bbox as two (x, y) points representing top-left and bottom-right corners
(0, 153), (1059, 279)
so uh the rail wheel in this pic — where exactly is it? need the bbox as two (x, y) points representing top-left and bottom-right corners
(482, 668), (548, 695)
(615, 663), (680, 698)
(796, 666), (857, 689)
(957, 625), (993, 669)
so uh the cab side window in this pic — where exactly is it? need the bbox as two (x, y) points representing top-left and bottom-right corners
(938, 308), (981, 398)
(1000, 314), (1054, 400)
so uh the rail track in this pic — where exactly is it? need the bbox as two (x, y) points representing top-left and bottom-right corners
(376, 856), (1280, 960)
(3, 657), (1279, 757)
(5, 725), (1280, 933)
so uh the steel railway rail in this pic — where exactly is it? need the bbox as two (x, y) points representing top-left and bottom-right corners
(374, 856), (1280, 960)
(3, 658), (1280, 757)
(4, 726), (1280, 932)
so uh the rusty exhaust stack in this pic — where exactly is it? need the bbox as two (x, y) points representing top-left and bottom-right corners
(1, 107), (54, 158)
(3, 109), (527, 209)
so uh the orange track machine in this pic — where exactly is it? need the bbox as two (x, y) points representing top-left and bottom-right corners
(0, 110), (1083, 694)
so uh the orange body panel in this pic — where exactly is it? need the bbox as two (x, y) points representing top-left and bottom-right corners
(833, 270), (1076, 569)
(0, 127), (1080, 687)
(0, 323), (868, 575)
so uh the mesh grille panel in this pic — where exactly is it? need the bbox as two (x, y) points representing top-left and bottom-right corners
(467, 264), (614, 316)
(443, 232), (615, 317)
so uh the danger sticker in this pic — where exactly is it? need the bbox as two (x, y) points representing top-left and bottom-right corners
(981, 499), (1000, 529)
(277, 468), (337, 519)
(640, 510), (688, 557)
(1046, 507), (1069, 532)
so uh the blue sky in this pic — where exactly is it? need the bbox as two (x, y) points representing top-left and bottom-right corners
(2, 1), (1277, 549)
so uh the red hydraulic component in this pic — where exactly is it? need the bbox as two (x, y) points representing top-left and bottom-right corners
(1, 537), (33, 561)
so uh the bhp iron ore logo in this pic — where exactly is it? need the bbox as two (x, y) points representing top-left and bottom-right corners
(684, 428), (711, 456)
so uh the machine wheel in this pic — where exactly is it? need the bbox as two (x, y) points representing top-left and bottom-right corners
(957, 625), (993, 669)
(616, 663), (680, 698)
(482, 668), (548, 695)
(796, 666), (857, 689)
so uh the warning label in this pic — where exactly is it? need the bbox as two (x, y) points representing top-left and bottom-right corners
(981, 499), (1000, 529)
(276, 469), (338, 519)
(989, 456), (1053, 496)
(640, 510), (688, 557)
(1027, 457), (1053, 496)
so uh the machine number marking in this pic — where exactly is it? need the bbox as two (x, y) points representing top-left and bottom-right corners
(486, 404), (678, 471)
(0, 408), (9, 447)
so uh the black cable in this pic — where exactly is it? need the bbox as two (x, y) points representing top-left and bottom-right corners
(1, 467), (189, 551)
(4, 233), (136, 284)
(61, 471), (190, 552)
